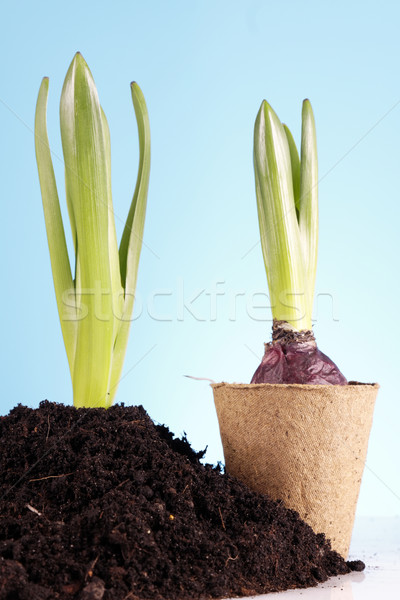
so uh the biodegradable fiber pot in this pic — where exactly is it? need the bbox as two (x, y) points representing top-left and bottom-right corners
(212, 381), (378, 558)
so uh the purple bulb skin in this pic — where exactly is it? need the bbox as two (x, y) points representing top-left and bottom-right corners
(251, 339), (348, 386)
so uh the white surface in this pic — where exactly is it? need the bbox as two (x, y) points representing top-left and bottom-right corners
(225, 516), (400, 599)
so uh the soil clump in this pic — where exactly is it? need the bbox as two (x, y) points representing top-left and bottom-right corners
(0, 402), (363, 599)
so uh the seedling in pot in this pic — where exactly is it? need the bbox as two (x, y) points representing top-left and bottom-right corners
(251, 99), (346, 384)
(35, 53), (150, 407)
(212, 99), (378, 557)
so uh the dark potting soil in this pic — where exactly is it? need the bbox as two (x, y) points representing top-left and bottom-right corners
(0, 402), (363, 600)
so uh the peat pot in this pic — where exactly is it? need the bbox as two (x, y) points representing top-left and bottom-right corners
(212, 381), (379, 558)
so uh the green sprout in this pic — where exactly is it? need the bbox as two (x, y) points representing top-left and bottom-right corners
(34, 53), (150, 408)
(254, 99), (318, 331)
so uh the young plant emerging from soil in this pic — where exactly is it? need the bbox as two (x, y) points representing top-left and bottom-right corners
(251, 100), (347, 384)
(35, 53), (150, 408)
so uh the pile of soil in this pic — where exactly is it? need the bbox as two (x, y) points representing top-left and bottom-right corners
(0, 401), (363, 600)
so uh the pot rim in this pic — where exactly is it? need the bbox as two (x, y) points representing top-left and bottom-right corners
(211, 381), (379, 391)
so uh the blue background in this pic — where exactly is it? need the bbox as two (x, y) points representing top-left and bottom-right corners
(1, 0), (399, 521)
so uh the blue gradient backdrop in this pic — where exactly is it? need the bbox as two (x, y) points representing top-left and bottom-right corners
(1, 1), (399, 520)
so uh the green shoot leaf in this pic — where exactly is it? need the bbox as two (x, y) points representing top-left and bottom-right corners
(60, 53), (118, 408)
(108, 82), (151, 406)
(34, 77), (77, 374)
(299, 99), (318, 316)
(283, 124), (301, 219)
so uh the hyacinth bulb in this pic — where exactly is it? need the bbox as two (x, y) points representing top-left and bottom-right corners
(251, 322), (347, 385)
